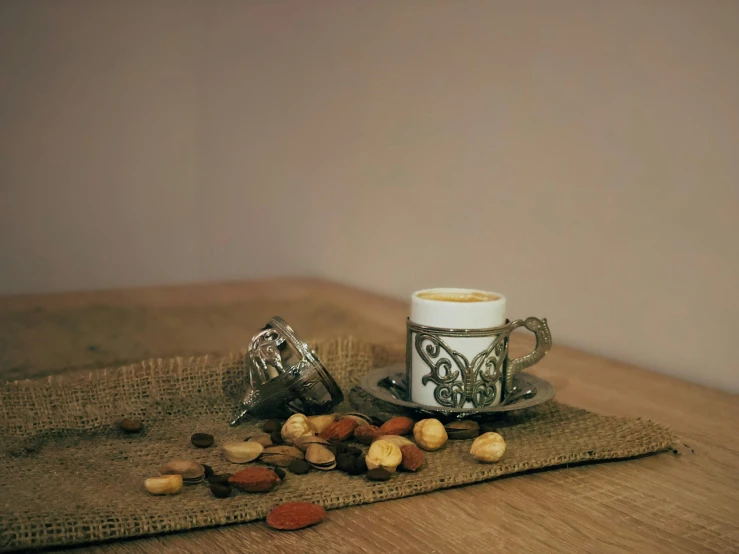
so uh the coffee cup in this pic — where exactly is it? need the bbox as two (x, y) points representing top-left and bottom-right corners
(406, 288), (551, 408)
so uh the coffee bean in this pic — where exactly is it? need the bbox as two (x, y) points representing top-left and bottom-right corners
(210, 483), (232, 498)
(288, 459), (311, 475)
(119, 419), (143, 433)
(270, 430), (284, 445)
(329, 440), (347, 454)
(346, 446), (362, 457)
(202, 464), (214, 478)
(274, 467), (286, 480)
(208, 474), (231, 486)
(366, 468), (391, 481)
(263, 419), (281, 433)
(353, 456), (367, 474)
(336, 453), (355, 473)
(191, 433), (214, 448)
(326, 445), (338, 457)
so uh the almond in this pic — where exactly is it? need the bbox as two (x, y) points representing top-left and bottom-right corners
(229, 467), (280, 493)
(319, 418), (358, 442)
(353, 425), (381, 445)
(266, 502), (326, 531)
(379, 416), (414, 436)
(400, 444), (424, 472)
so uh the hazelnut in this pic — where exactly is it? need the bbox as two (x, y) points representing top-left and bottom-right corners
(413, 419), (448, 451)
(281, 413), (313, 444)
(365, 439), (402, 473)
(470, 432), (506, 463)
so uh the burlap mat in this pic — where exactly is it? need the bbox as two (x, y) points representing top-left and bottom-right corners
(0, 337), (673, 552)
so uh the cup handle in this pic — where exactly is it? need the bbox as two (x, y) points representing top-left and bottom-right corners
(505, 317), (552, 394)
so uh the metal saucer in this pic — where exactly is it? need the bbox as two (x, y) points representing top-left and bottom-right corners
(359, 363), (555, 419)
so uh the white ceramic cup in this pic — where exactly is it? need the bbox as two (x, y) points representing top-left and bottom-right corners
(409, 288), (507, 407)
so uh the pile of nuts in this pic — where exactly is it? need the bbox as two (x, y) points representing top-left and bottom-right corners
(136, 411), (507, 529)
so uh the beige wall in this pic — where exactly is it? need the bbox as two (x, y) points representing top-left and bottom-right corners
(1, 0), (738, 391)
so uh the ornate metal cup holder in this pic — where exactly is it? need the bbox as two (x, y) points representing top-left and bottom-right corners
(360, 363), (555, 419)
(229, 316), (344, 425)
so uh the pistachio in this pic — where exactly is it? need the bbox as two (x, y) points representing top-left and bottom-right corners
(281, 414), (314, 444)
(365, 439), (402, 473)
(292, 434), (330, 452)
(246, 433), (273, 447)
(342, 412), (372, 427)
(260, 445), (303, 467)
(222, 441), (263, 464)
(158, 459), (205, 481)
(413, 419), (448, 451)
(307, 414), (336, 434)
(445, 420), (480, 440)
(145, 474), (183, 495)
(470, 432), (506, 463)
(305, 443), (336, 470)
(377, 435), (415, 448)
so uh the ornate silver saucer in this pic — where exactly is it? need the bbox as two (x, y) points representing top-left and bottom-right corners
(359, 363), (554, 419)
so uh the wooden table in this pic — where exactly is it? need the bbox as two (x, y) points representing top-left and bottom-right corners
(1, 278), (737, 553)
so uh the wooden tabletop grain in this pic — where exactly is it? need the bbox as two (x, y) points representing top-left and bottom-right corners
(1, 278), (737, 554)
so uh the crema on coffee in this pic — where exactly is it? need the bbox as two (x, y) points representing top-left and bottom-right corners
(416, 290), (500, 303)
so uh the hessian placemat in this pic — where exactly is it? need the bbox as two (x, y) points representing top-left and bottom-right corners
(0, 337), (673, 552)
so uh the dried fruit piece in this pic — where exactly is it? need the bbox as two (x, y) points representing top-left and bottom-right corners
(229, 467), (280, 492)
(222, 441), (263, 464)
(119, 419), (144, 433)
(270, 430), (284, 444)
(354, 425), (381, 445)
(470, 432), (506, 463)
(210, 482), (232, 498)
(366, 468), (392, 481)
(191, 433), (214, 448)
(263, 419), (282, 433)
(266, 502), (326, 531)
(288, 459), (311, 474)
(353, 456), (367, 474)
(202, 464), (214, 478)
(305, 444), (336, 470)
(445, 420), (480, 440)
(365, 439), (402, 473)
(319, 418), (358, 442)
(400, 444), (424, 472)
(307, 414), (336, 434)
(145, 474), (183, 495)
(208, 474), (231, 486)
(336, 453), (355, 473)
(281, 414), (314, 444)
(274, 467), (286, 480)
(413, 419), (448, 451)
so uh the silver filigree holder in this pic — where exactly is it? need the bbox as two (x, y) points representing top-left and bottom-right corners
(406, 317), (552, 409)
(229, 316), (344, 426)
